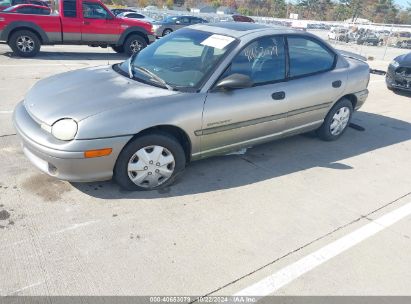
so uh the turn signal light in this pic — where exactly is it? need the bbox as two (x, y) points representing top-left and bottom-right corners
(84, 148), (112, 158)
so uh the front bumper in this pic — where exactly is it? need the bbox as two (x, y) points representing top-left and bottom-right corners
(13, 102), (132, 182)
(148, 34), (156, 44)
(386, 68), (411, 91)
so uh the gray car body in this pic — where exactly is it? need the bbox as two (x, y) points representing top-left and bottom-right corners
(152, 15), (207, 37)
(13, 23), (370, 182)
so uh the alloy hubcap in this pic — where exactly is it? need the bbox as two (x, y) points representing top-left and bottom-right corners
(330, 106), (350, 136)
(17, 36), (34, 53)
(130, 40), (142, 54)
(127, 145), (175, 188)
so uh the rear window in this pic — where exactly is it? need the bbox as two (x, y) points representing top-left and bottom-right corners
(63, 0), (76, 17)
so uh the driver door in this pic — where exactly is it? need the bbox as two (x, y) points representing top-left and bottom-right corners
(200, 36), (289, 157)
(81, 2), (120, 43)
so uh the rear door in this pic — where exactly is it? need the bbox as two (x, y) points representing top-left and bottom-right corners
(80, 1), (120, 43)
(282, 35), (347, 133)
(60, 0), (82, 42)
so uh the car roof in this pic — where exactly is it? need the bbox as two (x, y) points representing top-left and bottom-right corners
(190, 22), (298, 38)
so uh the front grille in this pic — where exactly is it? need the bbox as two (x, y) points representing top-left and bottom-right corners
(392, 66), (411, 88)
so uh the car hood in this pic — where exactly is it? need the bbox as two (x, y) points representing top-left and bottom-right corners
(395, 53), (411, 66)
(24, 65), (179, 126)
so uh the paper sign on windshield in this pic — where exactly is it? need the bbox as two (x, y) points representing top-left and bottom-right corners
(201, 34), (235, 49)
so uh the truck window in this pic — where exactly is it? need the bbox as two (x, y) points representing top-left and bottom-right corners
(63, 0), (76, 17)
(82, 2), (109, 19)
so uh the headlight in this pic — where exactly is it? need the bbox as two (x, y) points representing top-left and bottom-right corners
(391, 60), (400, 68)
(51, 118), (78, 141)
(152, 24), (161, 31)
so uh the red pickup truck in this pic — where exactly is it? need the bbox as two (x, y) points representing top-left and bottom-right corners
(0, 0), (155, 57)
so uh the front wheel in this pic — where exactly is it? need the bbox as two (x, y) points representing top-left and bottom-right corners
(124, 34), (147, 57)
(162, 29), (173, 36)
(114, 133), (186, 191)
(9, 30), (41, 57)
(316, 98), (353, 141)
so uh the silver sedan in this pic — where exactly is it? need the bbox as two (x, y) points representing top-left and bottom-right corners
(13, 23), (370, 191)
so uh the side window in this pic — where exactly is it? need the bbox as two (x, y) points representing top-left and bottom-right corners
(63, 0), (76, 17)
(135, 13), (144, 18)
(222, 36), (286, 85)
(180, 17), (190, 24)
(287, 37), (335, 78)
(83, 2), (109, 19)
(40, 7), (50, 14)
(16, 7), (33, 13)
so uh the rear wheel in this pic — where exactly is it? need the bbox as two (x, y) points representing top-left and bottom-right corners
(124, 34), (147, 57)
(9, 30), (41, 57)
(317, 98), (353, 141)
(114, 133), (186, 191)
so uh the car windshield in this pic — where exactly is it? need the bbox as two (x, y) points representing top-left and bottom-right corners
(120, 28), (236, 90)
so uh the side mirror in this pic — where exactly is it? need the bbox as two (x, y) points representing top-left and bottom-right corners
(175, 20), (181, 24)
(214, 73), (253, 91)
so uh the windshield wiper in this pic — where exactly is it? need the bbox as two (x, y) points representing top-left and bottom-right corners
(134, 66), (174, 91)
(128, 53), (137, 79)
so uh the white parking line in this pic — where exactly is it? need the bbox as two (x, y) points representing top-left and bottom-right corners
(7, 281), (45, 295)
(0, 111), (13, 114)
(235, 201), (411, 296)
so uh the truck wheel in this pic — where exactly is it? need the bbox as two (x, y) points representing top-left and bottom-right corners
(124, 35), (147, 56)
(111, 45), (124, 53)
(9, 30), (41, 58)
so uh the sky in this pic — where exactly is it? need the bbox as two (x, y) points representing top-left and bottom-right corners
(395, 0), (409, 8)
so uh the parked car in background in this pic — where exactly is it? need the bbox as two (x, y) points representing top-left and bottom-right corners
(152, 15), (208, 37)
(0, 0), (48, 10)
(356, 33), (379, 46)
(13, 23), (370, 191)
(0, 0), (155, 57)
(328, 27), (347, 41)
(110, 7), (136, 15)
(232, 14), (254, 23)
(388, 31), (411, 48)
(2, 3), (50, 14)
(117, 11), (154, 23)
(386, 52), (411, 91)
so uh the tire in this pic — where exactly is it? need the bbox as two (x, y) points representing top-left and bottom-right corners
(114, 133), (186, 191)
(162, 28), (172, 36)
(316, 98), (353, 141)
(111, 45), (124, 53)
(9, 30), (41, 58)
(123, 34), (147, 57)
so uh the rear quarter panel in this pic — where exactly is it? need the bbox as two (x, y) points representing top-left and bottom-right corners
(0, 12), (62, 43)
(344, 57), (370, 95)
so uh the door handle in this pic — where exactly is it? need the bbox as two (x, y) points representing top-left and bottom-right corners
(83, 21), (90, 25)
(272, 91), (286, 100)
(332, 80), (342, 88)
